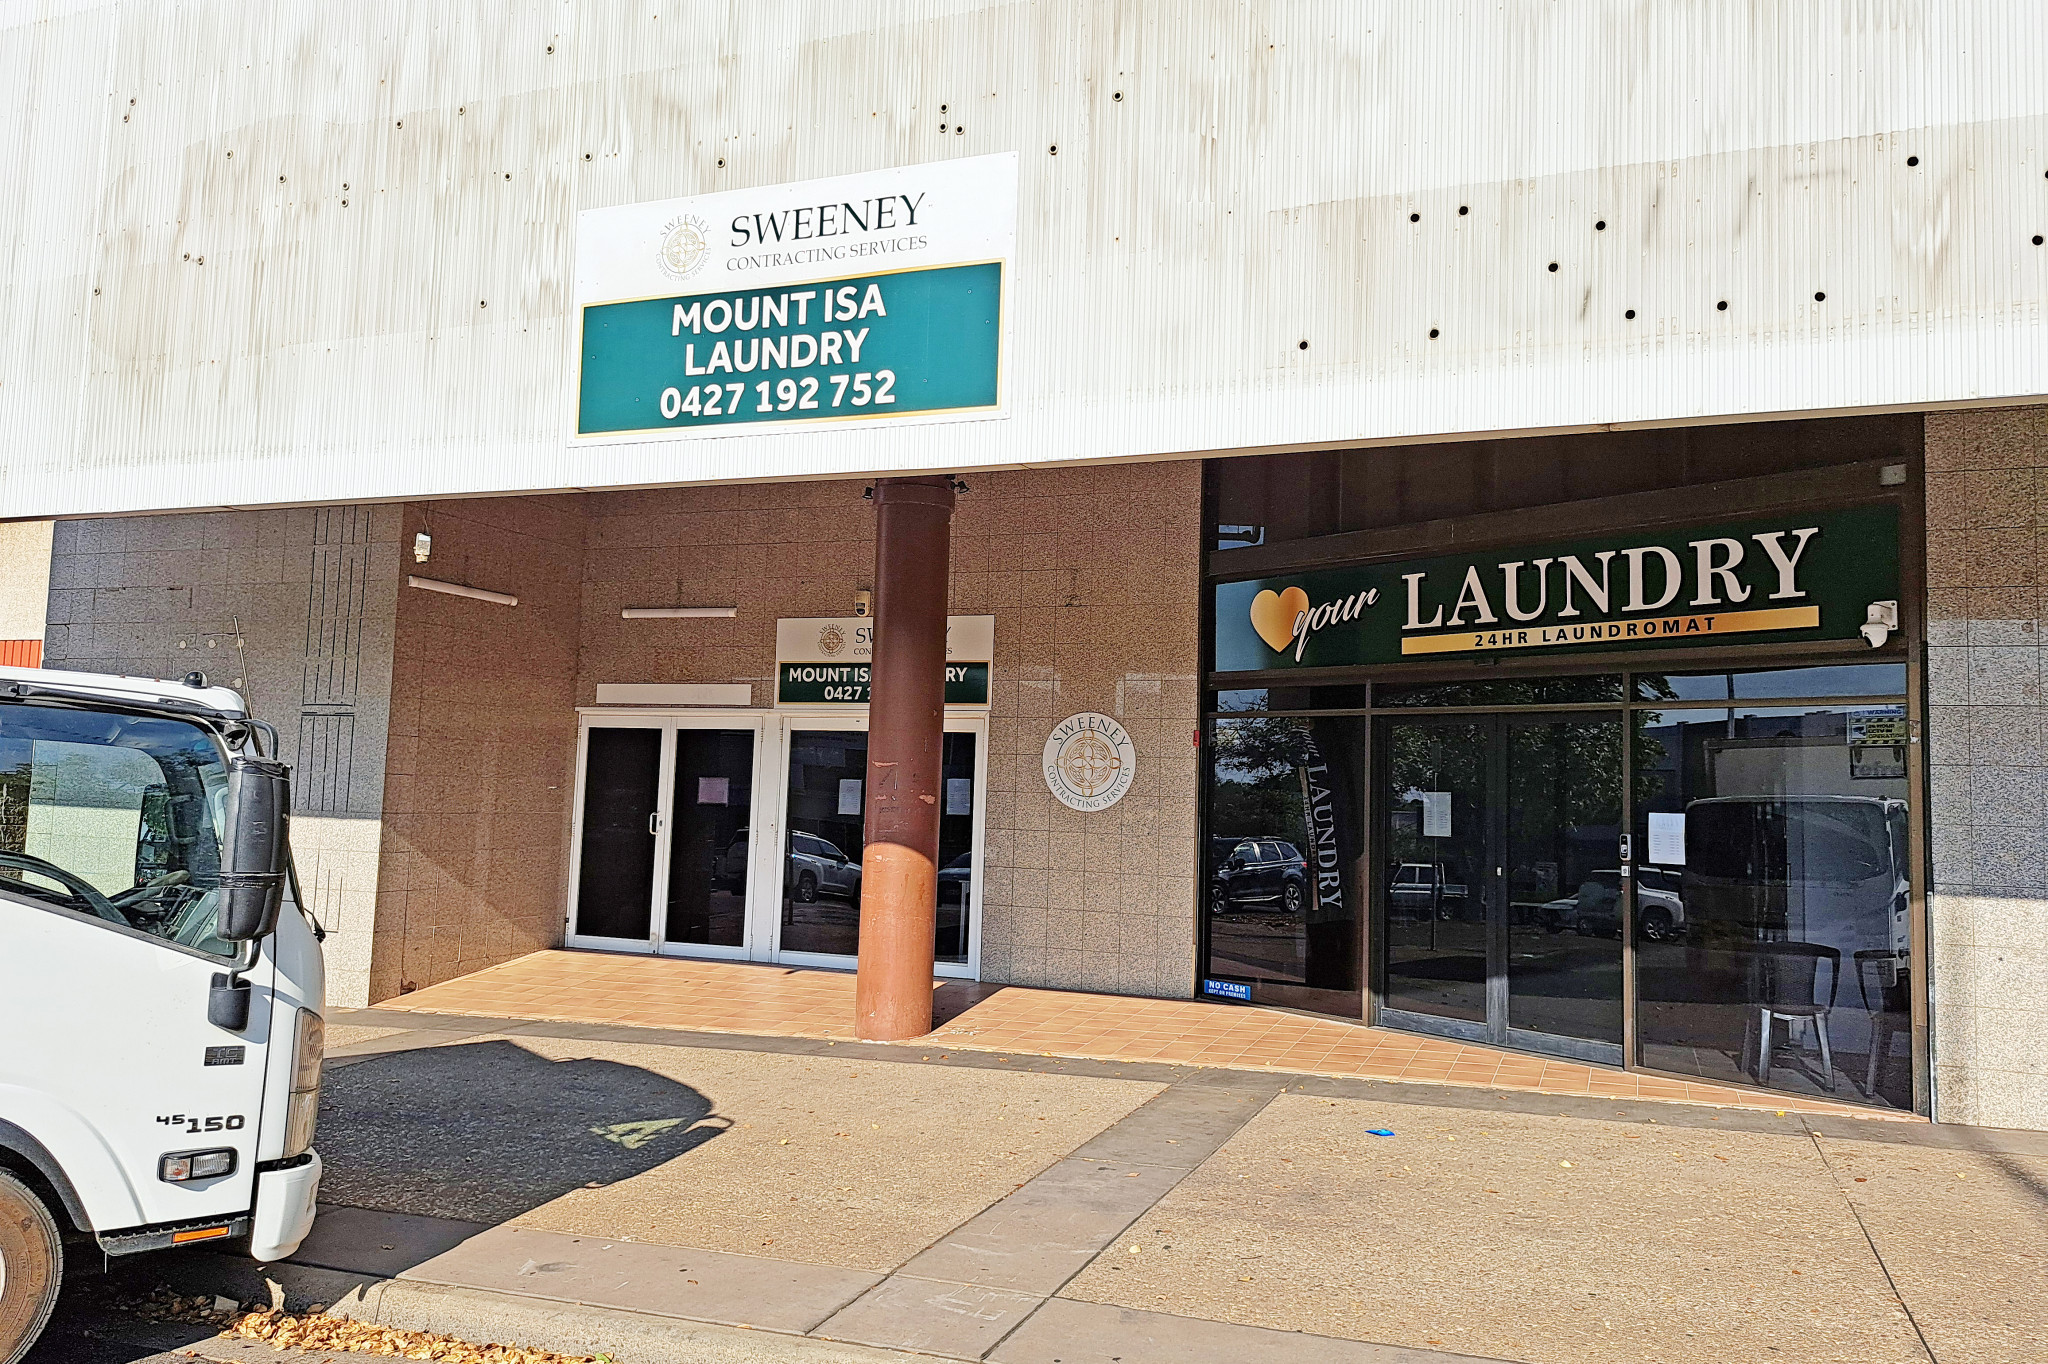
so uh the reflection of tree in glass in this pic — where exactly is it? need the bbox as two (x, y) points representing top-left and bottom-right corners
(1507, 721), (1621, 832)
(1379, 675), (1623, 707)
(1210, 717), (1312, 847)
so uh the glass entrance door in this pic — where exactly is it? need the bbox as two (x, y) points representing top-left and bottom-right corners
(568, 716), (764, 955)
(771, 715), (986, 973)
(1379, 713), (1625, 1062)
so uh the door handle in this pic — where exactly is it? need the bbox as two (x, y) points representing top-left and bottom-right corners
(648, 812), (661, 836)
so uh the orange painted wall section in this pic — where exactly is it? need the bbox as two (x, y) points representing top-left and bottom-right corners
(0, 639), (42, 668)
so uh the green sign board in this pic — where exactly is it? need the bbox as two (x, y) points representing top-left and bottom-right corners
(777, 662), (990, 706)
(1214, 504), (1900, 672)
(578, 262), (1002, 436)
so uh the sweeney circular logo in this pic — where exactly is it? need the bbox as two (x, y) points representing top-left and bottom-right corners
(817, 623), (847, 656)
(657, 214), (712, 281)
(1043, 712), (1137, 812)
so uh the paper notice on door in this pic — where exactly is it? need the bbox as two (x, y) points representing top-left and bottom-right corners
(837, 779), (864, 816)
(1648, 811), (1686, 866)
(946, 777), (973, 816)
(1419, 791), (1451, 839)
(696, 776), (730, 805)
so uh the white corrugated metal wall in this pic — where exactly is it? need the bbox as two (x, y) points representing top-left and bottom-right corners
(2, 0), (2045, 517)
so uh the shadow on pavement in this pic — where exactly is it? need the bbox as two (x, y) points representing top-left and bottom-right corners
(314, 1038), (729, 1236)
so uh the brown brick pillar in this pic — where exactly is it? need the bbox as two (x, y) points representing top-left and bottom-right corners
(855, 475), (955, 1041)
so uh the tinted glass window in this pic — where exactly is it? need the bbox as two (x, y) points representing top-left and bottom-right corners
(1632, 704), (1911, 1110)
(1635, 664), (1907, 702)
(0, 701), (234, 957)
(1204, 714), (1365, 1017)
(1374, 676), (1624, 707)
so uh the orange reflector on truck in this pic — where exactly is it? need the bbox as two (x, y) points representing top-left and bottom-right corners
(170, 1225), (232, 1244)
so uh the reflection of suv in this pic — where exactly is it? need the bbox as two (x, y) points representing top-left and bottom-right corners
(717, 831), (751, 889)
(1388, 862), (1468, 919)
(786, 831), (861, 902)
(1210, 838), (1310, 915)
(1542, 869), (1685, 940)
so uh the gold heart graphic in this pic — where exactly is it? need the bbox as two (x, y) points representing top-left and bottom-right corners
(1249, 586), (1311, 653)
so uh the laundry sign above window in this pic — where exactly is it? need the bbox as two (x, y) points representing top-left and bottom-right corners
(1213, 505), (1900, 672)
(776, 615), (994, 705)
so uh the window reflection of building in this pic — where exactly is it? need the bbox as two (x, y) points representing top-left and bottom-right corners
(1633, 700), (1913, 1109)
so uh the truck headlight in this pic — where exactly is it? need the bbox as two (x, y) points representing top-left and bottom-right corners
(160, 1148), (237, 1182)
(283, 1008), (324, 1156)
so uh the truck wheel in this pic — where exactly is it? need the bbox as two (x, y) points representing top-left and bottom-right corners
(0, 1169), (62, 1364)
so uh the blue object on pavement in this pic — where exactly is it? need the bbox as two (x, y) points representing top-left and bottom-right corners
(1366, 1129), (1395, 1136)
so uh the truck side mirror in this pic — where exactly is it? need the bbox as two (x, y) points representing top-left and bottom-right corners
(216, 758), (292, 941)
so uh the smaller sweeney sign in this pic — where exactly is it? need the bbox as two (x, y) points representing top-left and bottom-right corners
(1213, 505), (1899, 672)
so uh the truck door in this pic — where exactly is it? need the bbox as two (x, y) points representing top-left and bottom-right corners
(0, 700), (269, 1232)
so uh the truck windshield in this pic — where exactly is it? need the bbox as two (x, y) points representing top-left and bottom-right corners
(0, 700), (234, 956)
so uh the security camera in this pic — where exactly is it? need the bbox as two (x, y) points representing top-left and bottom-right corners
(1860, 600), (1898, 648)
(853, 589), (873, 619)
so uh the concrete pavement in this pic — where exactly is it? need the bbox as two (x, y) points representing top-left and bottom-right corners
(146, 1011), (2048, 1364)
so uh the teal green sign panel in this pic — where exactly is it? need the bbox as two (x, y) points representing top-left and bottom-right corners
(578, 263), (1002, 435)
(777, 662), (990, 706)
(1214, 504), (1900, 672)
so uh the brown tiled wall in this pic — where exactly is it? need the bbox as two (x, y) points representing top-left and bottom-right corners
(1925, 406), (2048, 1128)
(371, 496), (588, 1002)
(578, 461), (1204, 997)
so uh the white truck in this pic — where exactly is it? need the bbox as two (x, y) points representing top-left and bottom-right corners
(0, 666), (324, 1364)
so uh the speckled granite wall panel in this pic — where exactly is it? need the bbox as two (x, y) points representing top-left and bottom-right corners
(1925, 405), (2048, 1130)
(42, 507), (402, 1006)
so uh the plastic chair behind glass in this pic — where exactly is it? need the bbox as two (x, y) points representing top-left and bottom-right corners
(1745, 941), (1842, 1091)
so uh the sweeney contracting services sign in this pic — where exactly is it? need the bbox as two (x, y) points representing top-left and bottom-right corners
(574, 154), (1015, 442)
(1213, 506), (1900, 672)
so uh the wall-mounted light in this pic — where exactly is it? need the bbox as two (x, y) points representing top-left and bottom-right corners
(408, 575), (517, 607)
(620, 606), (738, 619)
(413, 532), (432, 563)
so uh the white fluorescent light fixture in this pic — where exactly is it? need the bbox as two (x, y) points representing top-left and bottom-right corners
(408, 575), (518, 607)
(621, 606), (739, 619)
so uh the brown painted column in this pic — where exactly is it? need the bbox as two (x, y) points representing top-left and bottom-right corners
(855, 475), (956, 1041)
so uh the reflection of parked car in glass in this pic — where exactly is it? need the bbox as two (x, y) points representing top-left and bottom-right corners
(785, 831), (862, 902)
(1210, 838), (1309, 914)
(1541, 868), (1685, 940)
(1387, 862), (1468, 919)
(717, 830), (751, 889)
(938, 851), (973, 906)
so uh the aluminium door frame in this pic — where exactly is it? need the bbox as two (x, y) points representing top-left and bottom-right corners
(766, 706), (989, 979)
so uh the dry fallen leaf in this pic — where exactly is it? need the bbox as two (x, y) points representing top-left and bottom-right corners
(226, 1308), (602, 1364)
(125, 1292), (601, 1364)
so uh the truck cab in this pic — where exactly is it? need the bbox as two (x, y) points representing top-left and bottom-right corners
(0, 666), (324, 1364)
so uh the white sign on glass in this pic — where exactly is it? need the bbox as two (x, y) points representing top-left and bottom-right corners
(837, 779), (865, 816)
(696, 777), (730, 805)
(1647, 811), (1687, 866)
(1418, 792), (1451, 839)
